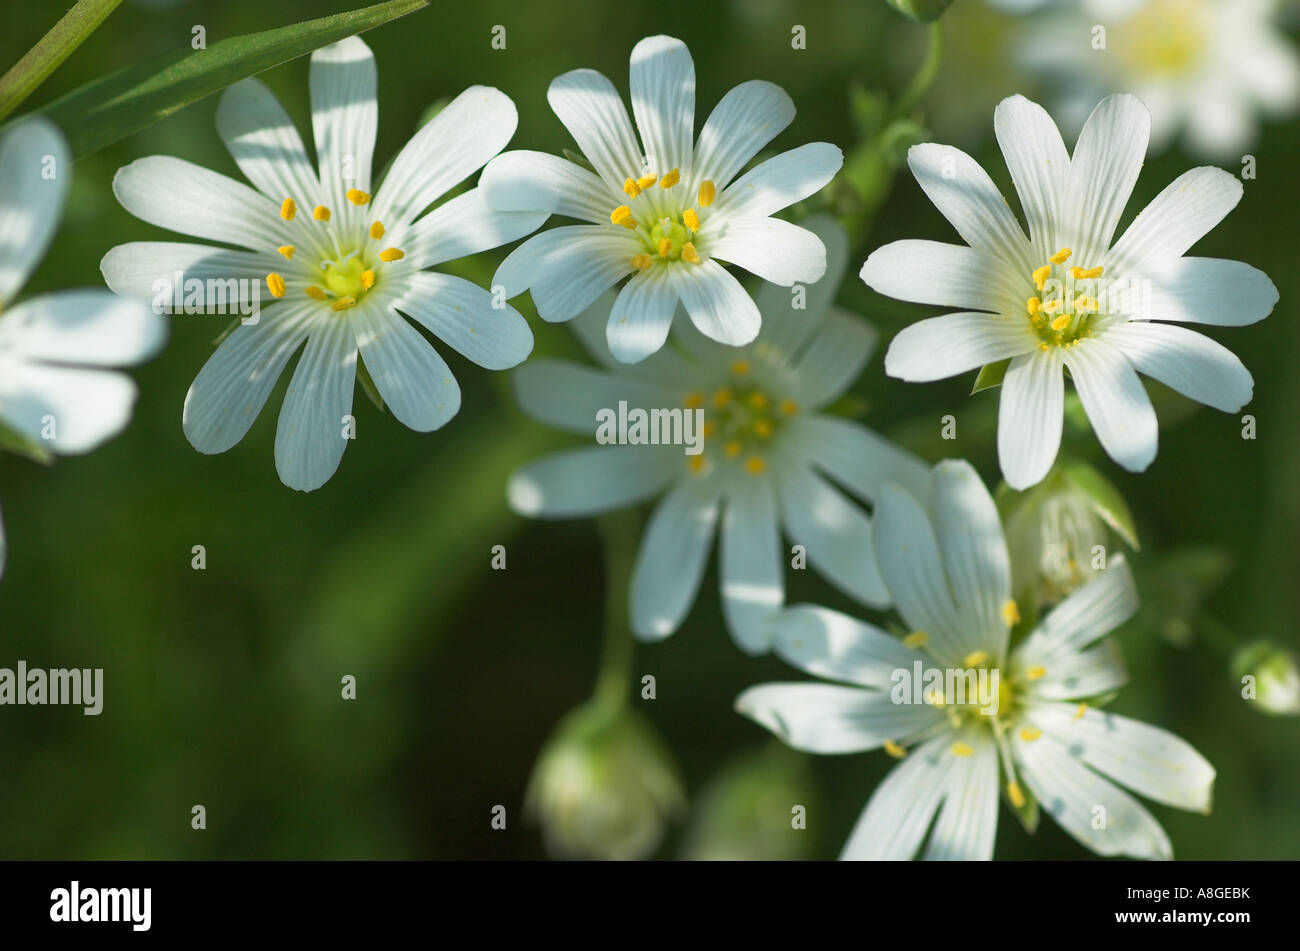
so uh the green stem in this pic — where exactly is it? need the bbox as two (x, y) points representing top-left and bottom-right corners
(892, 21), (943, 119)
(592, 509), (640, 713)
(0, 0), (123, 123)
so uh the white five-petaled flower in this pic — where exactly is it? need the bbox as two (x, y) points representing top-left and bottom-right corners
(862, 93), (1277, 491)
(506, 219), (928, 653)
(737, 459), (1215, 860)
(480, 34), (844, 365)
(0, 118), (166, 578)
(1018, 0), (1300, 161)
(102, 37), (548, 491)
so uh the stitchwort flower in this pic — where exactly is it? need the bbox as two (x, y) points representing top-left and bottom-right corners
(480, 35), (843, 364)
(102, 37), (547, 491)
(861, 93), (1277, 490)
(738, 459), (1215, 860)
(506, 219), (928, 653)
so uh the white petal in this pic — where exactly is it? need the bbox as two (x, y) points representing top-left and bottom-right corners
(1139, 257), (1277, 327)
(511, 357), (680, 434)
(351, 306), (459, 432)
(1061, 94), (1150, 264)
(372, 86), (517, 225)
(403, 188), (548, 269)
(393, 271), (533, 370)
(871, 484), (965, 665)
(100, 241), (268, 306)
(997, 347), (1064, 491)
(479, 150), (611, 223)
(675, 259), (760, 348)
(507, 445), (677, 518)
(922, 733), (999, 860)
(0, 118), (69, 304)
(720, 474), (784, 653)
(782, 414), (931, 504)
(994, 94), (1070, 262)
(884, 312), (1036, 383)
(630, 475), (721, 640)
(1108, 167), (1242, 270)
(769, 604), (928, 690)
(629, 35), (694, 176)
(692, 80), (794, 189)
(547, 68), (644, 192)
(274, 319), (357, 491)
(494, 226), (638, 323)
(1102, 321), (1252, 413)
(1018, 555), (1138, 663)
(0, 363), (138, 454)
(113, 157), (284, 251)
(1029, 703), (1215, 813)
(735, 683), (941, 755)
(1022, 639), (1129, 701)
(905, 142), (1033, 272)
(0, 290), (165, 366)
(1014, 727), (1173, 860)
(786, 307), (877, 408)
(776, 463), (889, 607)
(309, 36), (377, 226)
(754, 213), (845, 358)
(708, 216), (826, 286)
(607, 267), (679, 363)
(216, 78), (321, 208)
(928, 460), (1013, 659)
(860, 240), (1021, 313)
(183, 301), (316, 454)
(712, 142), (842, 219)
(1063, 338), (1158, 473)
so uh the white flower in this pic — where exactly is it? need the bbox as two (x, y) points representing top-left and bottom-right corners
(507, 219), (928, 653)
(737, 459), (1215, 860)
(0, 118), (166, 578)
(861, 93), (1277, 490)
(1019, 0), (1300, 160)
(102, 37), (547, 491)
(480, 34), (843, 365)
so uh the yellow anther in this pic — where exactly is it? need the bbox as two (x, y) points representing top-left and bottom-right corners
(636, 173), (658, 189)
(313, 205), (331, 221)
(623, 177), (642, 198)
(744, 456), (766, 475)
(659, 168), (680, 188)
(611, 205), (635, 228)
(683, 208), (700, 231)
(1019, 727), (1043, 742)
(379, 247), (405, 262)
(1049, 248), (1072, 264)
(266, 273), (286, 298)
(681, 241), (700, 264)
(1038, 342), (1050, 351)
(1026, 666), (1047, 680)
(1074, 703), (1088, 720)
(964, 650), (989, 667)
(687, 455), (705, 473)
(702, 421), (716, 438)
(277, 245), (295, 259)
(754, 419), (773, 439)
(332, 296), (357, 311)
(1070, 265), (1104, 280)
(731, 360), (751, 375)
(713, 388), (732, 407)
(360, 269), (375, 291)
(1002, 599), (1021, 626)
(1026, 296), (1041, 317)
(280, 198), (297, 220)
(1007, 781), (1026, 808)
(884, 740), (907, 760)
(658, 237), (673, 256)
(369, 221), (386, 240)
(346, 189), (370, 205)
(632, 253), (653, 271)
(1075, 296), (1098, 313)
(698, 180), (716, 207)
(748, 392), (768, 410)
(902, 631), (929, 649)
(305, 286), (328, 301)
(951, 742), (974, 757)
(1042, 297), (1062, 315)
(779, 399), (798, 415)
(724, 441), (742, 458)
(1050, 315), (1070, 332)
(684, 391), (704, 409)
(1032, 264), (1051, 290)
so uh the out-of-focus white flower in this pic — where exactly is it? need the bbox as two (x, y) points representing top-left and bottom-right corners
(1234, 641), (1300, 716)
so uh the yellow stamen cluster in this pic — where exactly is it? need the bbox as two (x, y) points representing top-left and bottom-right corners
(611, 171), (715, 272)
(685, 364), (798, 477)
(274, 194), (399, 311)
(1024, 248), (1106, 347)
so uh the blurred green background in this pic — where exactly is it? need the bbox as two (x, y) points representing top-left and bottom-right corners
(0, 0), (1296, 860)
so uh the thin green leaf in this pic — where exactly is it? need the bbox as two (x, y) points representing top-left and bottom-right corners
(0, 420), (55, 465)
(0, 0), (122, 123)
(1061, 458), (1139, 550)
(971, 358), (1010, 394)
(23, 0), (427, 158)
(355, 356), (386, 414)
